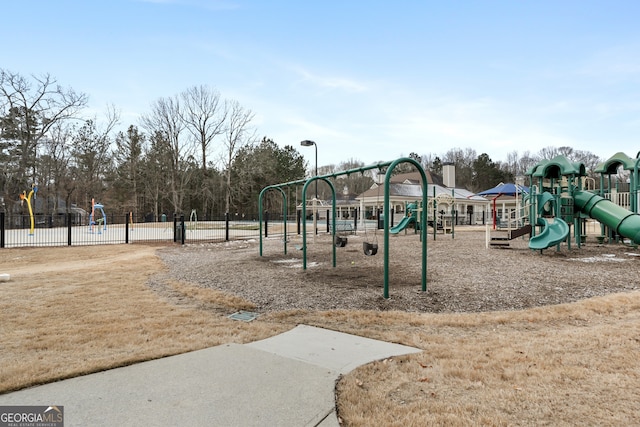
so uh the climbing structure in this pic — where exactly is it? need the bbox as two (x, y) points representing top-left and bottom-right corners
(526, 155), (640, 250)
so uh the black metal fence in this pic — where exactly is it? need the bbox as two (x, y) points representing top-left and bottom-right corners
(0, 212), (278, 249)
(0, 210), (383, 249)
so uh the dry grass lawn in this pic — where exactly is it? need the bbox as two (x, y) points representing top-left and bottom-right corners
(1, 241), (639, 426)
(0, 245), (289, 393)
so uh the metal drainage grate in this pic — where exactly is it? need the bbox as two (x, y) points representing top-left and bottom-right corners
(228, 311), (259, 322)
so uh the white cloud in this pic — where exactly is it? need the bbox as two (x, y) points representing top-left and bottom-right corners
(290, 65), (369, 93)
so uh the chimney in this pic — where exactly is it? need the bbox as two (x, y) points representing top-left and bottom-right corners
(442, 162), (455, 188)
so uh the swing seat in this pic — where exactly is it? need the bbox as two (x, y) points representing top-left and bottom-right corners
(335, 236), (348, 247)
(363, 241), (378, 256)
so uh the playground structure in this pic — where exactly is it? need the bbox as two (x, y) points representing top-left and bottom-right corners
(390, 202), (418, 234)
(258, 157), (428, 299)
(530, 154), (640, 249)
(19, 185), (38, 236)
(256, 151), (640, 300)
(89, 199), (107, 234)
(485, 183), (532, 247)
(489, 153), (640, 250)
(387, 191), (457, 240)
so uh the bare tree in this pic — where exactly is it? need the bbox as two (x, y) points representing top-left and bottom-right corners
(71, 109), (119, 209)
(141, 95), (196, 213)
(39, 122), (75, 215)
(181, 85), (227, 217)
(537, 146), (567, 161)
(181, 85), (226, 171)
(0, 69), (87, 201)
(335, 158), (373, 197)
(222, 100), (255, 213)
(0, 69), (87, 207)
(442, 147), (477, 189)
(419, 153), (436, 171)
(573, 149), (602, 177)
(504, 150), (519, 177)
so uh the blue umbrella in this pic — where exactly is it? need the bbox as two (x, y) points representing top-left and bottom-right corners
(477, 182), (529, 197)
(477, 183), (529, 230)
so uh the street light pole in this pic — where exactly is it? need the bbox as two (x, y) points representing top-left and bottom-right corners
(300, 140), (318, 199)
(300, 140), (318, 235)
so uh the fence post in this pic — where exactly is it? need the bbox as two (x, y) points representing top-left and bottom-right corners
(180, 214), (185, 245)
(173, 214), (177, 243)
(0, 212), (5, 248)
(225, 212), (229, 241)
(353, 208), (357, 232)
(326, 209), (329, 233)
(125, 212), (130, 244)
(67, 213), (72, 246)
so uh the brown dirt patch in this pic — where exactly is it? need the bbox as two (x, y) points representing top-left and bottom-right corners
(157, 230), (640, 313)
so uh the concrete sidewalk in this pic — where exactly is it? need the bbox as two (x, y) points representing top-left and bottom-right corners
(0, 325), (421, 426)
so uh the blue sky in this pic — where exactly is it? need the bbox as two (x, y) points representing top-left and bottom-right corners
(2, 0), (639, 169)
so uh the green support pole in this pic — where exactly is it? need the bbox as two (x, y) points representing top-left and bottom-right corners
(598, 174), (604, 198)
(451, 188), (455, 239)
(258, 186), (288, 256)
(607, 174), (612, 242)
(631, 156), (640, 214)
(432, 186), (436, 241)
(301, 177), (337, 269)
(383, 157), (428, 298)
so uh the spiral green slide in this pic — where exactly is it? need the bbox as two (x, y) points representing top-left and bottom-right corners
(528, 217), (569, 250)
(528, 192), (569, 250)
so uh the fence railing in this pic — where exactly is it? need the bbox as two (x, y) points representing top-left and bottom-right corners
(604, 191), (631, 210)
(1, 208), (488, 249)
(0, 212), (275, 249)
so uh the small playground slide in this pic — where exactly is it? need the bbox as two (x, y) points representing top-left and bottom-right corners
(529, 217), (569, 250)
(574, 190), (640, 245)
(390, 216), (415, 234)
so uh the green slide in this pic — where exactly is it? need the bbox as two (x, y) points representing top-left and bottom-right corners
(529, 217), (570, 250)
(574, 190), (640, 245)
(390, 216), (415, 234)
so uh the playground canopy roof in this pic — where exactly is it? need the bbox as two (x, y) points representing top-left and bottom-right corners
(525, 156), (586, 178)
(594, 152), (638, 174)
(477, 182), (529, 197)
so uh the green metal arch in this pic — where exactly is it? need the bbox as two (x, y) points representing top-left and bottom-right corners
(383, 157), (428, 298)
(258, 185), (288, 256)
(301, 176), (337, 270)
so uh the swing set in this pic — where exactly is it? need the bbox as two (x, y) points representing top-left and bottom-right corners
(362, 188), (382, 256)
(258, 156), (429, 299)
